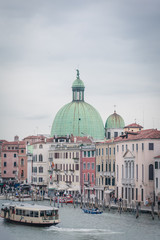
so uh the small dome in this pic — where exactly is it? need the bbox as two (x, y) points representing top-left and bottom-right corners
(105, 111), (125, 129)
(72, 69), (85, 89)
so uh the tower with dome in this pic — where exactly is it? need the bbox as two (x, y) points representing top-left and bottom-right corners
(50, 70), (105, 140)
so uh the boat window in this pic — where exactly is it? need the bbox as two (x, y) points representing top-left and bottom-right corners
(33, 211), (39, 218)
(45, 210), (52, 216)
(26, 210), (30, 216)
(40, 211), (44, 217)
(30, 211), (33, 217)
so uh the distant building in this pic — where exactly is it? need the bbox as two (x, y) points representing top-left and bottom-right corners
(1, 140), (27, 183)
(115, 129), (160, 205)
(81, 144), (96, 199)
(154, 155), (160, 202)
(95, 140), (116, 203)
(124, 123), (143, 133)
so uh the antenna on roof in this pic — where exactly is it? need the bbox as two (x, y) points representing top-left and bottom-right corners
(134, 118), (136, 123)
(114, 105), (116, 113)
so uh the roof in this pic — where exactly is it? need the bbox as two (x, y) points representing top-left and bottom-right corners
(2, 203), (58, 211)
(115, 129), (160, 142)
(124, 123), (143, 128)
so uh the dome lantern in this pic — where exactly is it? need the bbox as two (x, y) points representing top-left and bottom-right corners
(72, 69), (85, 101)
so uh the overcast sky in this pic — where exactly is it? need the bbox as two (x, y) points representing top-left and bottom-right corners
(0, 0), (160, 141)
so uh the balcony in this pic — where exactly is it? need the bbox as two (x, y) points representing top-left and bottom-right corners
(104, 172), (111, 177)
(48, 157), (53, 161)
(122, 178), (135, 186)
(73, 157), (79, 163)
(84, 181), (90, 186)
(65, 181), (72, 186)
(48, 167), (53, 173)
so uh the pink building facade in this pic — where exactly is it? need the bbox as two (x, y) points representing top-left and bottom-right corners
(115, 129), (160, 205)
(1, 141), (27, 183)
(81, 145), (96, 199)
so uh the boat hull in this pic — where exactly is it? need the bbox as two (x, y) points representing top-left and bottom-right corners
(82, 209), (103, 214)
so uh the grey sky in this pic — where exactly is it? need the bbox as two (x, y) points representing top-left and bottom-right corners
(0, 0), (160, 140)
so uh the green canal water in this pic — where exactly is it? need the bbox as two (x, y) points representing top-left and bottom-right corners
(0, 200), (160, 240)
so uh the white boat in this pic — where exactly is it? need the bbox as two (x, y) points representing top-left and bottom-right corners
(0, 202), (60, 226)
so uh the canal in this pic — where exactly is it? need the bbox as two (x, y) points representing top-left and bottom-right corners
(0, 200), (160, 240)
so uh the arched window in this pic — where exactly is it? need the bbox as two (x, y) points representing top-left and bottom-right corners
(21, 158), (24, 166)
(149, 164), (154, 180)
(39, 154), (43, 162)
(88, 173), (90, 182)
(39, 166), (43, 173)
(92, 174), (94, 183)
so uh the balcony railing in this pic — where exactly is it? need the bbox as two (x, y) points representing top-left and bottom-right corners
(48, 157), (53, 161)
(84, 181), (90, 186)
(121, 178), (135, 186)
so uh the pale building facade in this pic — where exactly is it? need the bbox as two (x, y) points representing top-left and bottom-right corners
(115, 129), (160, 205)
(48, 141), (81, 196)
(95, 140), (116, 203)
(154, 155), (160, 202)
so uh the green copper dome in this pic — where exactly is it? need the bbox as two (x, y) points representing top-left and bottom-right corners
(51, 70), (105, 140)
(105, 111), (125, 129)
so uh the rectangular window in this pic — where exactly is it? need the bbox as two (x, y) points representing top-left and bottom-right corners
(108, 132), (111, 139)
(136, 144), (138, 151)
(99, 149), (101, 156)
(113, 162), (115, 172)
(4, 170), (6, 174)
(102, 163), (103, 172)
(132, 188), (134, 200)
(114, 132), (118, 138)
(149, 143), (154, 150)
(122, 187), (123, 198)
(136, 188), (138, 200)
(156, 178), (158, 188)
(109, 148), (111, 155)
(91, 151), (94, 157)
(87, 163), (90, 170)
(97, 165), (100, 172)
(113, 147), (115, 155)
(4, 162), (7, 167)
(96, 149), (98, 156)
(142, 143), (144, 151)
(75, 164), (79, 171)
(83, 163), (86, 170)
(117, 165), (119, 182)
(141, 189), (144, 201)
(4, 153), (6, 158)
(14, 162), (16, 167)
(14, 153), (16, 158)
(136, 164), (138, 180)
(132, 144), (134, 151)
(125, 188), (127, 199)
(117, 145), (119, 152)
(88, 151), (90, 157)
(109, 162), (111, 172)
(126, 145), (128, 151)
(84, 151), (86, 157)
(39, 177), (43, 182)
(92, 163), (94, 170)
(155, 162), (158, 169)
(106, 148), (108, 155)
(106, 163), (108, 172)
(122, 145), (124, 152)
(142, 164), (144, 182)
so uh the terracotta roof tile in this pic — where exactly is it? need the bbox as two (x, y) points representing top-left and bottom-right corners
(124, 123), (143, 128)
(115, 129), (160, 142)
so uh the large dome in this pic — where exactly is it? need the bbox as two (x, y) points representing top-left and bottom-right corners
(51, 70), (105, 140)
(105, 111), (125, 129)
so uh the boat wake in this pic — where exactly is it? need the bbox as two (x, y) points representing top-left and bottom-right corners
(46, 226), (124, 235)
